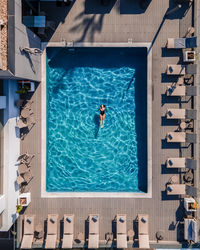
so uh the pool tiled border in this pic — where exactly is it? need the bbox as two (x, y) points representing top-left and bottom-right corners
(41, 42), (152, 198)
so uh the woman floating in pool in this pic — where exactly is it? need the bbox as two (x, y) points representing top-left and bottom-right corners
(99, 104), (107, 128)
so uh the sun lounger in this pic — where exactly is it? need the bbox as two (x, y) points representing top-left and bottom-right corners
(184, 218), (197, 243)
(166, 109), (196, 119)
(45, 214), (58, 249)
(166, 65), (185, 75)
(62, 214), (74, 249)
(166, 132), (197, 143)
(167, 184), (197, 196)
(21, 215), (35, 249)
(19, 153), (35, 165)
(116, 214), (127, 249)
(166, 109), (185, 119)
(24, 155), (35, 165)
(138, 214), (150, 248)
(166, 86), (196, 96)
(166, 132), (185, 142)
(166, 158), (196, 170)
(166, 64), (197, 75)
(88, 214), (99, 249)
(166, 184), (186, 195)
(167, 37), (197, 49)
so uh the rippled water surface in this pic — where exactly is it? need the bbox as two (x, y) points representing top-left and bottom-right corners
(46, 47), (147, 192)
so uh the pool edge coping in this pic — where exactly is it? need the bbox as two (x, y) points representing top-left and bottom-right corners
(41, 42), (152, 198)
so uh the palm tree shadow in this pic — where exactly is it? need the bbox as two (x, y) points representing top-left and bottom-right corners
(94, 114), (100, 139)
(69, 14), (104, 42)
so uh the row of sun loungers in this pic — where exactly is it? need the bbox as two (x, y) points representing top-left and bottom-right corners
(165, 35), (197, 242)
(21, 214), (150, 249)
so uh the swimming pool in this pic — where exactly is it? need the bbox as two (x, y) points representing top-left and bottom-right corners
(45, 47), (147, 193)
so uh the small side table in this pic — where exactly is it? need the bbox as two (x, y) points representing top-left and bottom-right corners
(35, 224), (43, 240)
(76, 232), (84, 244)
(184, 171), (193, 183)
(105, 232), (113, 243)
(183, 51), (196, 62)
(180, 121), (187, 130)
(128, 229), (135, 241)
(156, 231), (164, 241)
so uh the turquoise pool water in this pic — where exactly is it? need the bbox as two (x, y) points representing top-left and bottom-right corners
(46, 47), (147, 192)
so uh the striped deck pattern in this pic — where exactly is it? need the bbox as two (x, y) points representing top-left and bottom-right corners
(18, 0), (196, 247)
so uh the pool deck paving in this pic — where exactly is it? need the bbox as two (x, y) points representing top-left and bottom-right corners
(17, 0), (199, 247)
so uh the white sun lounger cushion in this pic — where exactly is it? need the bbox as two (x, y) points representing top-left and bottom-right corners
(117, 234), (128, 249)
(167, 184), (186, 195)
(167, 158), (186, 168)
(88, 234), (99, 249)
(45, 234), (57, 249)
(166, 109), (185, 119)
(21, 234), (34, 249)
(139, 234), (150, 248)
(62, 234), (73, 249)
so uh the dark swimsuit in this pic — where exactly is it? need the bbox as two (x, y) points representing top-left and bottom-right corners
(100, 110), (105, 116)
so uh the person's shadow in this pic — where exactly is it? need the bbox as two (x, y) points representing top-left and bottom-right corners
(94, 114), (100, 139)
